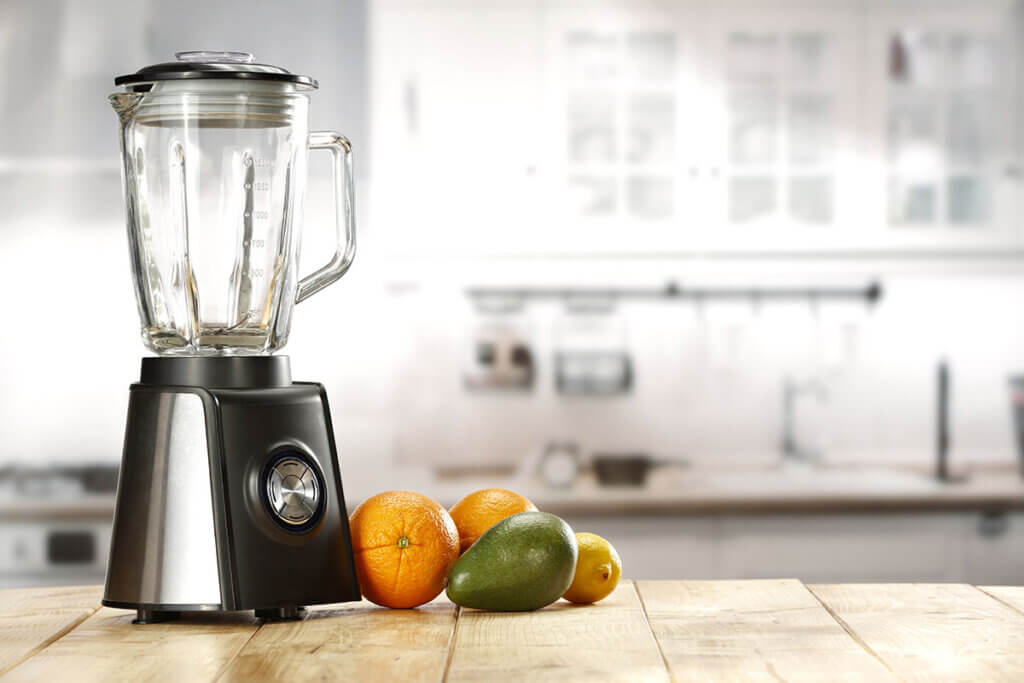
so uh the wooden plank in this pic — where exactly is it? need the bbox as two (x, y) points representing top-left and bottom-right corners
(218, 597), (457, 682)
(0, 585), (101, 676)
(1, 606), (260, 683)
(638, 579), (895, 681)
(810, 583), (1024, 682)
(446, 581), (669, 682)
(979, 585), (1024, 615)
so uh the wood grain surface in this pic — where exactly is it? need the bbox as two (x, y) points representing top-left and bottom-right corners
(219, 596), (457, 682)
(638, 579), (895, 681)
(809, 583), (1024, 682)
(447, 582), (668, 682)
(979, 585), (1024, 615)
(3, 581), (1024, 681)
(0, 585), (102, 676)
(2, 607), (259, 683)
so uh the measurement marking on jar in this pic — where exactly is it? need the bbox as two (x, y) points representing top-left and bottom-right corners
(249, 268), (265, 278)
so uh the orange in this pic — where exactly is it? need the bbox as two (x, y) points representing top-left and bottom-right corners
(349, 490), (460, 609)
(448, 488), (538, 553)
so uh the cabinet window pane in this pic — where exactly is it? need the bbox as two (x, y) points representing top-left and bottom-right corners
(569, 176), (617, 216)
(566, 32), (618, 81)
(568, 93), (617, 163)
(729, 33), (778, 83)
(729, 176), (776, 223)
(788, 176), (833, 225)
(730, 89), (777, 164)
(890, 31), (944, 85)
(888, 93), (940, 169)
(627, 94), (675, 163)
(787, 33), (835, 84)
(889, 177), (936, 224)
(626, 33), (676, 81)
(788, 94), (833, 164)
(627, 176), (673, 219)
(948, 175), (989, 225)
(948, 34), (996, 87)
(947, 96), (989, 166)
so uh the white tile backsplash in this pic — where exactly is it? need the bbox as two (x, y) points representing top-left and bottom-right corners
(364, 264), (1024, 470)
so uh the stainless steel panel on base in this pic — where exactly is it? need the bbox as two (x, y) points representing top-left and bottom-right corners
(103, 391), (222, 607)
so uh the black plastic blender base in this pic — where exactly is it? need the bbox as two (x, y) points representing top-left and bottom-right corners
(255, 606), (305, 621)
(133, 609), (181, 625)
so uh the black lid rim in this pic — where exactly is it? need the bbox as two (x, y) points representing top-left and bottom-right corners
(114, 71), (318, 88)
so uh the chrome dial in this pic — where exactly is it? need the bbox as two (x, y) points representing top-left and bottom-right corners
(265, 456), (321, 527)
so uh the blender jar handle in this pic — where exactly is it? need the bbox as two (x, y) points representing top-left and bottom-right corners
(297, 131), (357, 303)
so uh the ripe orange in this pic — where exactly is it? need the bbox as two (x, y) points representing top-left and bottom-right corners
(348, 490), (460, 609)
(448, 488), (538, 553)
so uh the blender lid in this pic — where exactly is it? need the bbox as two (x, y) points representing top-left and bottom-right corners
(114, 51), (318, 89)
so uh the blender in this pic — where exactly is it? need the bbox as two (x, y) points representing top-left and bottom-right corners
(102, 52), (361, 623)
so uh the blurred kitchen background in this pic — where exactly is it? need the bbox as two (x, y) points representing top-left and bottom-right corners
(4, 0), (1024, 587)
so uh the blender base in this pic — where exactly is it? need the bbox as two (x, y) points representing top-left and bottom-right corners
(103, 356), (361, 622)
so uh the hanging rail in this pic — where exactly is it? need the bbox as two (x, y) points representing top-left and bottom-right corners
(466, 280), (883, 304)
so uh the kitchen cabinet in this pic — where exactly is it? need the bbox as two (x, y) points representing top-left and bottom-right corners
(862, 5), (1023, 250)
(562, 515), (716, 579)
(964, 509), (1024, 584)
(564, 511), (1024, 583)
(370, 0), (1024, 255)
(714, 513), (962, 582)
(694, 10), (863, 249)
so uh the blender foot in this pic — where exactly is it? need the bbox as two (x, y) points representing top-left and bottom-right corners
(133, 609), (180, 625)
(255, 606), (305, 621)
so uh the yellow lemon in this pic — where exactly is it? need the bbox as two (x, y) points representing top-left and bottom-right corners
(562, 532), (621, 604)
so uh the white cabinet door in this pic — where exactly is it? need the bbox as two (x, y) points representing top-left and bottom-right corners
(963, 511), (1024, 585)
(560, 515), (716, 580)
(370, 0), (544, 255)
(697, 9), (863, 251)
(715, 513), (964, 583)
(863, 5), (1023, 250)
(538, 5), (704, 252)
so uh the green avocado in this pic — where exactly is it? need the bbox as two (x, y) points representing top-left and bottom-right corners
(445, 511), (579, 611)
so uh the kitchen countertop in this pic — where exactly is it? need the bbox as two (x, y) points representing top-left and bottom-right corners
(6, 464), (1024, 521)
(3, 580), (1024, 681)
(400, 463), (1024, 515)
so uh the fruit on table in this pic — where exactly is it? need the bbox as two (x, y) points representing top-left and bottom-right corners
(446, 511), (578, 611)
(349, 490), (460, 609)
(449, 488), (537, 554)
(563, 532), (622, 604)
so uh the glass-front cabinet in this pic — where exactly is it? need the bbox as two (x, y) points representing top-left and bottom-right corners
(370, 0), (1023, 255)
(866, 7), (1019, 248)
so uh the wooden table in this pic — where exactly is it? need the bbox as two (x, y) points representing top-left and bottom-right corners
(3, 580), (1024, 681)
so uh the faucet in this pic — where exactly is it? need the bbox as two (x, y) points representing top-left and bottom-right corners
(781, 376), (827, 463)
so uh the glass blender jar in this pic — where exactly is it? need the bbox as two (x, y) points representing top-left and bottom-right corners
(110, 51), (355, 355)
